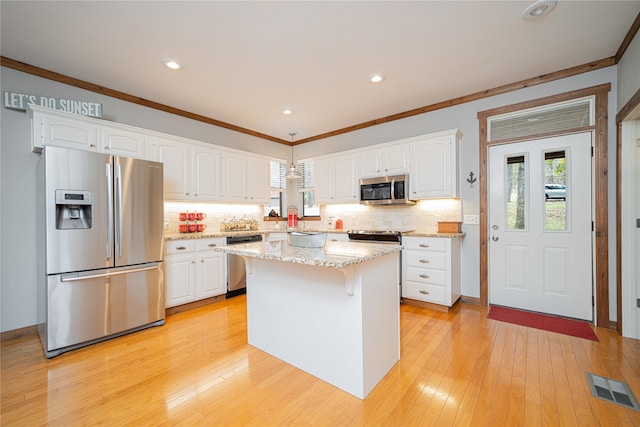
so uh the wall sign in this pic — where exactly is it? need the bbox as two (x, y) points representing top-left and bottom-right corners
(3, 91), (102, 118)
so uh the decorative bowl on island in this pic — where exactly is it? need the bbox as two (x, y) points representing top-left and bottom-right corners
(287, 231), (328, 248)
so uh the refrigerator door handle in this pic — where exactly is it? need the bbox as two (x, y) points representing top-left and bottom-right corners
(106, 163), (113, 260)
(60, 264), (160, 282)
(115, 163), (123, 257)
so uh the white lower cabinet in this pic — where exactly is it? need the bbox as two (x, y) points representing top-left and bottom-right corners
(402, 236), (461, 307)
(164, 238), (227, 308)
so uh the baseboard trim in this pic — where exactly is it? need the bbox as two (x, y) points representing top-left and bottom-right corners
(460, 296), (481, 305)
(1, 325), (38, 342)
(402, 298), (452, 312)
(165, 295), (226, 316)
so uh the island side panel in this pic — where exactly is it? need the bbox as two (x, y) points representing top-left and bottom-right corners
(360, 252), (401, 396)
(245, 253), (400, 399)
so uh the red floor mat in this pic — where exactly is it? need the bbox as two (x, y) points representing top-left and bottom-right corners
(487, 305), (599, 341)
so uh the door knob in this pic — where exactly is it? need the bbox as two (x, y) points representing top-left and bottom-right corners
(492, 235), (499, 241)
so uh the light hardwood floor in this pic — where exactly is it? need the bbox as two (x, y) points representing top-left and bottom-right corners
(2, 296), (640, 426)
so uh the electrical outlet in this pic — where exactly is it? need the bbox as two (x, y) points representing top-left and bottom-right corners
(464, 215), (479, 225)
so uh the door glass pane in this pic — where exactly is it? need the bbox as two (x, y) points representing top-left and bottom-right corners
(506, 155), (526, 230)
(544, 150), (567, 231)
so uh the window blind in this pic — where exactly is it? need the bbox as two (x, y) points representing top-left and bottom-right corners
(270, 160), (286, 190)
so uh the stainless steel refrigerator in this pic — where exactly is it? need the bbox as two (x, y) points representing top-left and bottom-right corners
(37, 145), (165, 358)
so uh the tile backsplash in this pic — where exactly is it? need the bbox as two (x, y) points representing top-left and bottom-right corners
(164, 199), (461, 234)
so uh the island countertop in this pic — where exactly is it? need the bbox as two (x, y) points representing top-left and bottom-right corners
(211, 240), (402, 269)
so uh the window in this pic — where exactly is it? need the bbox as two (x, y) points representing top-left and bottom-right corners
(265, 160), (286, 218)
(299, 159), (320, 217)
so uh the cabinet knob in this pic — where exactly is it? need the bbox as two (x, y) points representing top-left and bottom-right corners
(90, 144), (96, 148)
(185, 193), (189, 196)
(191, 261), (196, 264)
(419, 244), (430, 248)
(419, 259), (429, 263)
(176, 246), (187, 250)
(419, 290), (430, 295)
(208, 243), (217, 247)
(201, 260), (204, 263)
(194, 193), (198, 197)
(419, 274), (429, 278)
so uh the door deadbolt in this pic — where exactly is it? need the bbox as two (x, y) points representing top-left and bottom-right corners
(492, 225), (499, 230)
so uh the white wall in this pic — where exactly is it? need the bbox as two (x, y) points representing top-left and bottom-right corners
(0, 67), (289, 333)
(0, 65), (620, 332)
(618, 30), (640, 112)
(297, 66), (619, 316)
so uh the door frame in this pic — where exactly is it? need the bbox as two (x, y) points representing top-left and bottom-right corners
(616, 87), (640, 337)
(478, 83), (611, 329)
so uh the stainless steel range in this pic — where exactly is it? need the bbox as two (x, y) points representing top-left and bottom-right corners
(347, 229), (413, 302)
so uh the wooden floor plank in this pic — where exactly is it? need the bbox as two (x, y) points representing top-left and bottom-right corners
(2, 297), (640, 426)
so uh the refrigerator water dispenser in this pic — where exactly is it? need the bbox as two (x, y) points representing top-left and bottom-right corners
(55, 189), (92, 229)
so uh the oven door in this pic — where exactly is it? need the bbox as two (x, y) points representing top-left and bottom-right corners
(360, 180), (393, 205)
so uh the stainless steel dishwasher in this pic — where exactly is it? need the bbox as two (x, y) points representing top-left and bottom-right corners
(226, 234), (263, 298)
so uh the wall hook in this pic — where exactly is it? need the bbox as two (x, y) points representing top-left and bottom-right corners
(467, 171), (477, 188)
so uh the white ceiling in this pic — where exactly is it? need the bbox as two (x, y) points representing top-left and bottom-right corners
(2, 1), (639, 143)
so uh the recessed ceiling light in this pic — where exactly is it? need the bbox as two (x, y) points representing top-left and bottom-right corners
(368, 73), (385, 83)
(522, 0), (557, 20)
(162, 58), (182, 70)
(282, 109), (293, 115)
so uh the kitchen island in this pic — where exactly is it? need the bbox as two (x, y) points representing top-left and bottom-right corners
(213, 239), (402, 399)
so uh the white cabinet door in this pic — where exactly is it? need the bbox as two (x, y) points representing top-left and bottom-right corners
(334, 156), (359, 202)
(410, 133), (459, 199)
(191, 146), (221, 201)
(100, 125), (147, 159)
(247, 157), (270, 204)
(32, 111), (99, 152)
(165, 253), (196, 308)
(360, 152), (383, 177)
(360, 145), (410, 177)
(314, 157), (335, 203)
(197, 251), (226, 298)
(152, 137), (190, 200)
(382, 145), (411, 175)
(222, 153), (247, 202)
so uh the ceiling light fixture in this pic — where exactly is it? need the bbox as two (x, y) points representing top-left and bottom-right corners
(368, 73), (385, 83)
(282, 109), (293, 115)
(162, 58), (182, 70)
(285, 131), (301, 179)
(521, 0), (557, 20)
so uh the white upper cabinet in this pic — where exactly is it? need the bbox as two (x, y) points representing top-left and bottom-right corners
(410, 130), (461, 199)
(30, 106), (99, 152)
(149, 136), (191, 201)
(359, 145), (410, 178)
(190, 146), (221, 201)
(100, 124), (147, 159)
(222, 152), (270, 204)
(315, 154), (358, 204)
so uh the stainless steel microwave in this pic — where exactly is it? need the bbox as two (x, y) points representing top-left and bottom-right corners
(359, 174), (413, 205)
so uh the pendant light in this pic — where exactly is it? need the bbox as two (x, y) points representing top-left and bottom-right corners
(285, 131), (301, 179)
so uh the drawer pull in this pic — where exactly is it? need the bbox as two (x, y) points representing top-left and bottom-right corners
(208, 243), (217, 247)
(176, 246), (187, 250)
(419, 274), (429, 278)
(419, 259), (429, 263)
(419, 244), (430, 248)
(419, 290), (430, 295)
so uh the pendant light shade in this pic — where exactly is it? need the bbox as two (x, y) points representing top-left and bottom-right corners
(285, 131), (301, 179)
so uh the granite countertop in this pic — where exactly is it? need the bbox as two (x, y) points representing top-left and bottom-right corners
(164, 229), (349, 241)
(165, 229), (465, 241)
(404, 231), (466, 238)
(211, 240), (402, 269)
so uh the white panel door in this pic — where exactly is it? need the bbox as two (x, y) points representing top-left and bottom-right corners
(489, 133), (593, 320)
(191, 146), (221, 201)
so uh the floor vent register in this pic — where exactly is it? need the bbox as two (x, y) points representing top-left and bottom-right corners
(586, 372), (640, 411)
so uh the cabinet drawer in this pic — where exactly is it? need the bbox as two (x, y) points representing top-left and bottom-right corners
(406, 267), (446, 285)
(195, 238), (225, 251)
(403, 237), (448, 251)
(403, 281), (447, 304)
(165, 240), (195, 254)
(405, 251), (447, 270)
